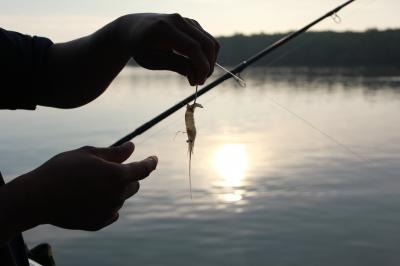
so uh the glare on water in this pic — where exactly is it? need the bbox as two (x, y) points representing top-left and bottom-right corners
(3, 67), (400, 266)
(212, 143), (249, 202)
(213, 143), (248, 187)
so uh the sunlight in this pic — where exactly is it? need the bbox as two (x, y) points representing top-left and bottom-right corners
(213, 144), (248, 188)
(219, 192), (243, 203)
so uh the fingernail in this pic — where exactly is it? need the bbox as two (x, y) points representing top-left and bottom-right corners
(149, 156), (158, 164)
(147, 156), (158, 169)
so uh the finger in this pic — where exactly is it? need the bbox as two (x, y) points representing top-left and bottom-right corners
(84, 142), (134, 163)
(134, 50), (197, 84)
(188, 19), (220, 65)
(121, 181), (140, 200)
(103, 212), (119, 227)
(161, 21), (210, 85)
(182, 19), (215, 74)
(181, 18), (218, 77)
(122, 156), (158, 183)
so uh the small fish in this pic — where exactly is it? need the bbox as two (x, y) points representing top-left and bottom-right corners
(185, 102), (203, 199)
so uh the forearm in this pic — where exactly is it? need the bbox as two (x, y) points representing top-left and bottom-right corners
(0, 172), (43, 243)
(35, 13), (218, 108)
(41, 17), (131, 108)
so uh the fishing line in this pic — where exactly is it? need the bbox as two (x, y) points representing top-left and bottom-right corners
(173, 49), (245, 87)
(266, 96), (369, 163)
(215, 63), (247, 87)
(255, 49), (395, 177)
(264, 95), (400, 182)
(193, 85), (199, 104)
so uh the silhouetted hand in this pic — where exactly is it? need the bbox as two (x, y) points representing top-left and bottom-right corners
(121, 13), (220, 85)
(2, 142), (157, 235)
(45, 13), (219, 108)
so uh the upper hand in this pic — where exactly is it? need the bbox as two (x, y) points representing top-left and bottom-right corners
(119, 13), (220, 85)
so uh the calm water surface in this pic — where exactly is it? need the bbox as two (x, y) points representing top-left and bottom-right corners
(1, 67), (400, 265)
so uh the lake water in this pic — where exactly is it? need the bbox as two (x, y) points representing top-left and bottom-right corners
(2, 67), (400, 265)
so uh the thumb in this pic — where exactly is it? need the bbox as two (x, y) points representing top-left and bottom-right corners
(84, 142), (135, 163)
(122, 156), (158, 183)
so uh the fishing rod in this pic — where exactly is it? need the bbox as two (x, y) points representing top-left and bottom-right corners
(112, 0), (355, 147)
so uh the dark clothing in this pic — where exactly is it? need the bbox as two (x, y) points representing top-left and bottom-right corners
(0, 27), (53, 110)
(1, 28), (53, 265)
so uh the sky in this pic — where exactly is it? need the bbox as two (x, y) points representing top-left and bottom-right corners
(0, 0), (399, 42)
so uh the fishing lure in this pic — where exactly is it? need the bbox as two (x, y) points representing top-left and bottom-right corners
(185, 86), (203, 199)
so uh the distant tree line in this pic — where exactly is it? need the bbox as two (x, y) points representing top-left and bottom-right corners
(128, 30), (400, 68)
(216, 29), (400, 67)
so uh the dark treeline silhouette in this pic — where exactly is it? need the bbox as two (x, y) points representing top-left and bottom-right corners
(216, 29), (400, 67)
(127, 30), (400, 68)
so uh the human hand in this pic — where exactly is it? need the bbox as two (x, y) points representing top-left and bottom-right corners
(119, 13), (220, 85)
(43, 13), (219, 109)
(6, 142), (157, 232)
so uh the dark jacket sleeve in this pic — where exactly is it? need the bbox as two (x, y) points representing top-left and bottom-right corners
(0, 28), (53, 110)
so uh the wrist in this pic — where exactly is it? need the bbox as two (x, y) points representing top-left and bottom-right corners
(0, 183), (25, 242)
(115, 14), (140, 57)
(0, 171), (46, 241)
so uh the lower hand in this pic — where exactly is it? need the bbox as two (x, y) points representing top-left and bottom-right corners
(5, 142), (157, 232)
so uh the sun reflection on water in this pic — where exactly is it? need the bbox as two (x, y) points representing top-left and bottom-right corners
(213, 144), (248, 203)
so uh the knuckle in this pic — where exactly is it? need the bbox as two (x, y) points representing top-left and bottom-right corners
(151, 18), (170, 34)
(133, 162), (151, 180)
(155, 18), (169, 29)
(111, 197), (125, 209)
(134, 181), (140, 192)
(124, 161), (153, 182)
(79, 145), (95, 153)
(52, 151), (67, 161)
(87, 224), (104, 232)
(192, 19), (200, 27)
(169, 13), (183, 22)
(141, 163), (152, 177)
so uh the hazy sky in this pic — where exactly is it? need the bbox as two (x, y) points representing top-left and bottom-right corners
(0, 0), (399, 42)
